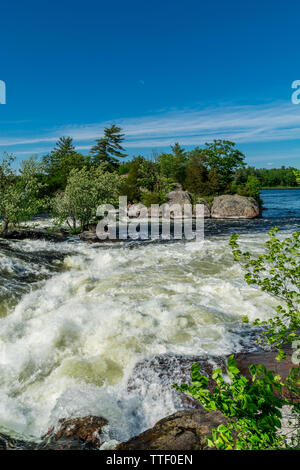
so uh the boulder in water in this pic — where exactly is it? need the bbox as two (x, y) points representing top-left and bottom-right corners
(42, 415), (108, 449)
(116, 408), (226, 450)
(211, 195), (260, 219)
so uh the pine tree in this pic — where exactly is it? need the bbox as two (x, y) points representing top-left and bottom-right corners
(43, 137), (85, 192)
(89, 125), (127, 169)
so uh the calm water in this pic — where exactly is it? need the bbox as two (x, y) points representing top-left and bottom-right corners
(0, 188), (298, 445)
(261, 188), (300, 218)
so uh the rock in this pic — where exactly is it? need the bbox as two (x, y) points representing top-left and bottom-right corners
(41, 415), (108, 449)
(211, 195), (260, 219)
(1, 229), (66, 242)
(166, 190), (192, 207)
(235, 349), (295, 399)
(127, 203), (148, 218)
(79, 231), (122, 243)
(165, 190), (192, 218)
(79, 231), (99, 243)
(148, 206), (162, 217)
(127, 354), (227, 411)
(116, 409), (226, 450)
(193, 199), (211, 218)
(170, 183), (183, 191)
(0, 416), (108, 450)
(0, 432), (38, 450)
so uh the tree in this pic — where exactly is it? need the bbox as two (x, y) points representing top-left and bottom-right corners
(245, 175), (261, 199)
(53, 164), (121, 230)
(202, 140), (245, 188)
(89, 125), (127, 169)
(120, 156), (144, 202)
(185, 150), (208, 195)
(294, 170), (300, 185)
(157, 143), (188, 186)
(43, 137), (86, 192)
(0, 154), (44, 235)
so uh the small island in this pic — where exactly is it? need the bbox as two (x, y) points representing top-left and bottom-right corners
(1, 125), (299, 240)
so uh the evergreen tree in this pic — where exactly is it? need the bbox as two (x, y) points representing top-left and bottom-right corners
(120, 156), (144, 202)
(43, 137), (85, 193)
(185, 151), (208, 195)
(157, 143), (188, 186)
(89, 125), (127, 169)
(207, 167), (223, 195)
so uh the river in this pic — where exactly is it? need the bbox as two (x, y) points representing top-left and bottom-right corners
(0, 189), (299, 445)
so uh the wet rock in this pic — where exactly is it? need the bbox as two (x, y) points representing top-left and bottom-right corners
(211, 195), (260, 219)
(128, 354), (227, 410)
(0, 432), (38, 450)
(79, 231), (99, 242)
(1, 229), (66, 242)
(116, 408), (226, 450)
(41, 415), (108, 449)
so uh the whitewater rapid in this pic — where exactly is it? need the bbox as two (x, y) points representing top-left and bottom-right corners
(0, 233), (283, 444)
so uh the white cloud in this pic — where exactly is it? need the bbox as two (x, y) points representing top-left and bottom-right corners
(1, 101), (300, 151)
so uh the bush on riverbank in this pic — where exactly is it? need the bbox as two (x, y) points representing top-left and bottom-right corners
(175, 228), (300, 450)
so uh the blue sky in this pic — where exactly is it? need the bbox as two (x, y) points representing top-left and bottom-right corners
(0, 0), (300, 168)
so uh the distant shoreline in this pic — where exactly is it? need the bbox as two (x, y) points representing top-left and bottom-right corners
(261, 186), (300, 190)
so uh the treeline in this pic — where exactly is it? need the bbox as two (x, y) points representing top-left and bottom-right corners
(234, 166), (299, 189)
(0, 124), (299, 233)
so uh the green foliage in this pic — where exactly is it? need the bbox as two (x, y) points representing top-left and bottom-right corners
(157, 143), (188, 186)
(89, 124), (127, 169)
(184, 141), (245, 196)
(141, 191), (167, 206)
(201, 140), (245, 187)
(42, 137), (86, 193)
(174, 228), (299, 450)
(235, 166), (298, 189)
(230, 228), (300, 359)
(120, 156), (145, 202)
(174, 355), (285, 450)
(0, 154), (44, 234)
(52, 165), (121, 230)
(184, 149), (208, 195)
(121, 156), (172, 203)
(294, 170), (300, 186)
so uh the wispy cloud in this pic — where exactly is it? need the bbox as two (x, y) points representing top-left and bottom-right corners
(1, 101), (300, 153)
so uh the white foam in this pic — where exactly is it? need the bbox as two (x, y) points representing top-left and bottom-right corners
(0, 232), (285, 441)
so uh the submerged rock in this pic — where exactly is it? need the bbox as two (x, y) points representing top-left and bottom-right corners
(211, 195), (260, 219)
(116, 409), (226, 450)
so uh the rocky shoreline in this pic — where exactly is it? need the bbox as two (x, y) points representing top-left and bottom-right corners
(0, 349), (294, 451)
(0, 194), (261, 244)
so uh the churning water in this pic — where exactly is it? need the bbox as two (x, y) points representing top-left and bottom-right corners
(0, 189), (299, 445)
